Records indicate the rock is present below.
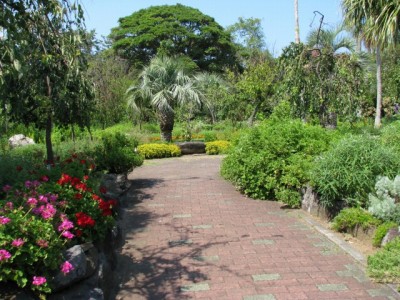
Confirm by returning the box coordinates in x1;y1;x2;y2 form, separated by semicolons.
176;142;205;155
301;185;329;220
381;227;400;247
8;134;35;149
51;244;98;292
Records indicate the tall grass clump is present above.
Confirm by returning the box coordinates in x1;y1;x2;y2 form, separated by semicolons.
311;135;400;209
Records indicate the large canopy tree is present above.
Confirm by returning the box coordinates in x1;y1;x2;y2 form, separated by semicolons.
1;0;94;162
109;4;238;72
342;0;400;127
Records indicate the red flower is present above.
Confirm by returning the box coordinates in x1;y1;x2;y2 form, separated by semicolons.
74;182;87;192
83;175;89;181
16;166;23;172
89;164;96;171
57;174;72;185
71;177;81;186
74;193;83;200
80;159;86;165
75;229;83;237
72;153;78;159
75;212;95;227
99;186;107;194
40;175;49;182
92;194;101;201
65;158;73;164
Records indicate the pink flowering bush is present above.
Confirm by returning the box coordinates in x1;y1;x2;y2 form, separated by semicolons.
0;154;117;296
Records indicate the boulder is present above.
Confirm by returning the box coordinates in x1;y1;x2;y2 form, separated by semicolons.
176;142;205;155
8;134;35;149
381;227;400;247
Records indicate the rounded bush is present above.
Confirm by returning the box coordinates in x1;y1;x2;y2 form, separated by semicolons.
137;143;181;159
311;135;400;208
205;140;231;155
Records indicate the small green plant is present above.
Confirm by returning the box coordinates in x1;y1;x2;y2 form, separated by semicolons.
203;131;217;142
331;207;381;234
311;135;400;208
205;140;231;155
373;222;399;247
367;237;400;284
92;132;143;174
137;143;181;159
368;176;400;224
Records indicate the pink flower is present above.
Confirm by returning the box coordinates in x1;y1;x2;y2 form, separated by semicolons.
12;238;25;247
41;204;56;219
38;195;48;203
60;261;74;275
4;202;13;211
27;197;38;207
2;185;12;192
61;231;75;239
0;216;11;225
36;239;48;248
0;249;11;261
32;276;46;286
58;219;74;232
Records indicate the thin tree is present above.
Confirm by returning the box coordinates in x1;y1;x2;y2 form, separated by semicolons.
295;0;300;43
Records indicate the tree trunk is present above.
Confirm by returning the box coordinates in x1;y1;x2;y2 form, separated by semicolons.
248;99;261;126
45;110;54;165
374;46;382;128
45;76;54;165
158;110;175;142
294;0;300;43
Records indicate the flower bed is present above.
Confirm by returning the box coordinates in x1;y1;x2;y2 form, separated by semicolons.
0;155;117;298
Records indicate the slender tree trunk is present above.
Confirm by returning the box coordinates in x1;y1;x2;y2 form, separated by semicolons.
375;46;382;128
294;0;300;43
45;76;54;164
248;99;261;126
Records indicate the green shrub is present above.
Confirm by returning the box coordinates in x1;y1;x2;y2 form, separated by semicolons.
311;135;400;208
92;132;143;173
367;237;400;283
137;143;181;159
373;222;399;247
331;207;381;233
203;131;218;142
221;119;332;208
380;120;400;150
368;176;400;224
205;140;231;155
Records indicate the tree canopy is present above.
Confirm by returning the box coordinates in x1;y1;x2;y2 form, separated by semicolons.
109;4;238;72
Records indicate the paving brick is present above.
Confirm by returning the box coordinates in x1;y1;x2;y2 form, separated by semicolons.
113;156;400;300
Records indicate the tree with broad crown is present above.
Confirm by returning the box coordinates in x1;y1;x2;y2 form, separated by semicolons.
109;4;238;72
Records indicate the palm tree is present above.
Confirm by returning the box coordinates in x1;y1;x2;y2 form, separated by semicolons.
306;24;356;54
127;56;203;142
342;0;400;127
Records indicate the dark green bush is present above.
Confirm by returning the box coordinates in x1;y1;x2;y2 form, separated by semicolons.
373;222;399;247
331;207;381;233
310;135;400;208
92;132;143;173
221;119;332;207
367;237;400;283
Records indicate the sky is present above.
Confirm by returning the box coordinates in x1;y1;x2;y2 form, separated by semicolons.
80;0;343;56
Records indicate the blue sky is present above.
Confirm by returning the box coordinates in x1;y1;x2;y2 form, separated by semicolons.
80;0;343;56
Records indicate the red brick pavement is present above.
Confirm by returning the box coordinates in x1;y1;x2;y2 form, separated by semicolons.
113;155;400;300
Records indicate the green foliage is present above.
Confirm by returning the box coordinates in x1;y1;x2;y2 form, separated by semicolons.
331;207;381;233
367;238;400;283
137;143;181;159
110;4;237;72
380;120;400;150
205;141;231;155
368;176;400;224
311;135;400;208
203;131;218;142
92;132;143;173
221;118;332;207
373;222;399;247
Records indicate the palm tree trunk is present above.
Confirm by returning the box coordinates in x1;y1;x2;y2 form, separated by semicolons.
374;46;382;128
158;110;175;142
294;0;300;43
45;75;54;165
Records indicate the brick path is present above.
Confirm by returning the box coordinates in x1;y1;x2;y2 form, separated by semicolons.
113;155;400;300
